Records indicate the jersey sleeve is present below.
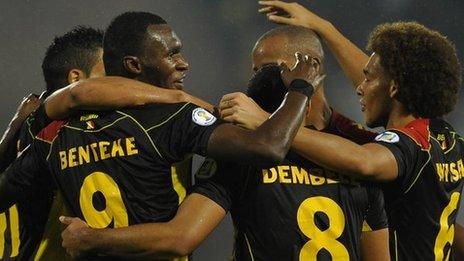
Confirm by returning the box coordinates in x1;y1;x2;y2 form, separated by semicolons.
151;104;225;162
3;139;54;200
192;159;244;212
363;186;388;231
325;109;377;145
372;130;429;193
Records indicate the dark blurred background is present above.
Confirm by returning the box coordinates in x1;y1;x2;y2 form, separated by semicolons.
1;1;463;260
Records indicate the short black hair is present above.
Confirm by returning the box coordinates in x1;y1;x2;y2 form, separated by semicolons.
42;26;103;93
367;21;462;118
103;11;167;76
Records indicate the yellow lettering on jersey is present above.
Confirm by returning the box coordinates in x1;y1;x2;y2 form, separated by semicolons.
68;147;78;168
90;143;99;162
126;137;138;155
326;171;340;184
99;141;111;160
278;166;291;183
59;137;139;170
59;151;67;170
291;166;309;184
78;146;90;165
436;160;464;183
111;139;125;157
262;165;355;186
309;169;326;186
263;169;277;183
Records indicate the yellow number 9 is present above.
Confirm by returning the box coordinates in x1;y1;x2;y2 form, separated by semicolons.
79;172;128;228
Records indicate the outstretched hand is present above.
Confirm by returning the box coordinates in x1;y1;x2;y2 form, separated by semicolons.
59;216;92;259
258;1;328;31
13;93;40;122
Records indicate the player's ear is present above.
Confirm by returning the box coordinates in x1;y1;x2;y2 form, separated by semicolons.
67;69;86;84
312;56;323;75
123;56;142;75
389;79;398;98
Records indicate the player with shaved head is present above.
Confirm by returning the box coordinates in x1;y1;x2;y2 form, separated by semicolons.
57;25;389;261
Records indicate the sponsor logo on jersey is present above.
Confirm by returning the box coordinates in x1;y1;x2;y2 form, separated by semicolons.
192;108;216;126
375;131;399;143
80;114;99;121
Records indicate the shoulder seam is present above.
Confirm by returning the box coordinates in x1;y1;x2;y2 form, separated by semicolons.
146;102;192;131
403;150;432;194
62;115;128;133
115;111;164;160
388;127;430;152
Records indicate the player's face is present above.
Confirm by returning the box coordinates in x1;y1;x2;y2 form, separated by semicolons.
357;53;392;128
141;24;189;90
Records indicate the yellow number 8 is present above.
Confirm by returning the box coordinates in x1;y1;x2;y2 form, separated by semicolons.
297;196;349;260
79;172;128;228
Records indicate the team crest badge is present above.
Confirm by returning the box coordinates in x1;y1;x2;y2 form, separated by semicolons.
86;120;95;130
375;131;400;143
192;108;216;126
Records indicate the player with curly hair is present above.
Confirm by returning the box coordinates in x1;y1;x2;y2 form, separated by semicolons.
251;1;463;260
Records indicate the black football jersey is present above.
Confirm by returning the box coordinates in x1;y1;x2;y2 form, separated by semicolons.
374;118;464;260
0;104;56;261
4;102;221;260
194;125;388;261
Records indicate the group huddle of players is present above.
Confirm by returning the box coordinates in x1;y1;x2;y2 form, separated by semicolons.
0;1;463;260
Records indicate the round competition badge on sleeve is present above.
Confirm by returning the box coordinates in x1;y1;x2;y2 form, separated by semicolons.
375;131;400;143
192;108;217;126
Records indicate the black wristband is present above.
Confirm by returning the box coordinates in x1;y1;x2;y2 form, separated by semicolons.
288;79;314;98
30;103;53;134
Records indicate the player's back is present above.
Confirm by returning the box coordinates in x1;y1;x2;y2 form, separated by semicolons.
0;108;58;261
46;102;216;228
376;118;464;260
195;151;387;261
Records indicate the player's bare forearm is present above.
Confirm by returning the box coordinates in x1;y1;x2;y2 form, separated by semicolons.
292;127;397;181
361;228;390;261
316;22;369;87
61;194;225;259
208;91;308;166
45;76;214;119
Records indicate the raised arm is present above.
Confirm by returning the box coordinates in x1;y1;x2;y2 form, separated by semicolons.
60;193;226;260
45;76;214;120
0;94;40;171
216;94;397;181
206;54;322;166
259;1;369;87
